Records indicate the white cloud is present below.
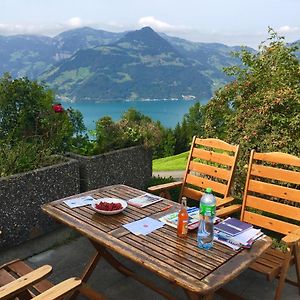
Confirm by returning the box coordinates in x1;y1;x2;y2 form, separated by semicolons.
137;16;188;34
277;25;300;34
66;17;83;28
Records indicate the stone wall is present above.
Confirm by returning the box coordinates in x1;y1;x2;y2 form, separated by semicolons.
0;157;80;250
68;145;152;192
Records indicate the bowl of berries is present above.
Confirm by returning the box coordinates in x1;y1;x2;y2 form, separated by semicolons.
91;198;127;215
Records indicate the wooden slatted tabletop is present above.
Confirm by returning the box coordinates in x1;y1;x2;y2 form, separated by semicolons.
42;184;272;299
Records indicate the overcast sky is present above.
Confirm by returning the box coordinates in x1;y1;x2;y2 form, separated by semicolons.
0;0;299;48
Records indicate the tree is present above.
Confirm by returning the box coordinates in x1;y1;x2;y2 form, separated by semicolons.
203;28;300;194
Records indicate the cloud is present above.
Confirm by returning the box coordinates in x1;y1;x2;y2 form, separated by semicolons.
137;16;188;34
66;17;83;28
277;25;300;34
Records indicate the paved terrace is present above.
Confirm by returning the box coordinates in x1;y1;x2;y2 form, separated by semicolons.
0;227;298;300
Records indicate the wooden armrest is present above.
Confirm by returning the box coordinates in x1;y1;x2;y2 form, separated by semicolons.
216;204;242;218
216;196;235;208
147;181;183;193
0;265;52;300
33;277;81;300
282;229;300;245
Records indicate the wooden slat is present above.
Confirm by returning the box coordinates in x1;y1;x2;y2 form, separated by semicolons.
191;148;234;166
216;205;242;218
182;186;202;201
243;211;299;235
195;138;237;152
186;173;227;195
253;152;300;167
0;265;52;300
33;277;81;300
245;195;300;221
147;181;183;193
7;260;54;293
248;179;300;203
251;163;300;185
189;161;231;181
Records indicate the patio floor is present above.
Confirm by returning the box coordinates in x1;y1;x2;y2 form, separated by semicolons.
1;227;298;300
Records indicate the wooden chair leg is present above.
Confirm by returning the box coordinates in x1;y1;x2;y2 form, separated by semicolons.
294;243;300;295
274;248;292;300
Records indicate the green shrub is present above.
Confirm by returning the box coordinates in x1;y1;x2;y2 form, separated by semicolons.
0;73;84;176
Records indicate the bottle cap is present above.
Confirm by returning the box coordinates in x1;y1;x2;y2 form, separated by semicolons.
205;187;213;193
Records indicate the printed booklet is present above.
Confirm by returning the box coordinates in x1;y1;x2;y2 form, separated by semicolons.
214;217;253;236
159;207;200;230
128;193;163;208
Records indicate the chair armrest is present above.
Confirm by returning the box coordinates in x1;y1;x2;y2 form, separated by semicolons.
148;181;183;193
33;277;81;300
216;196;235;208
0;265;52;300
282;229;300;246
216;204;242;218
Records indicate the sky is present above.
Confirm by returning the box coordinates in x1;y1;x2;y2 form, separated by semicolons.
0;0;299;48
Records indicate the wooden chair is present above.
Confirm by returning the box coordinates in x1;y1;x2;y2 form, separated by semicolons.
148;136;241;217
0;260;81;300
0;259;105;300
240;150;300;300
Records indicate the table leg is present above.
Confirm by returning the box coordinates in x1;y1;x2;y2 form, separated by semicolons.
69;250;103;300
91;241;178;300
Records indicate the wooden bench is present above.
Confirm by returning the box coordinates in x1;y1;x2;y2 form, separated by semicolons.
148;136;241;217
240;150;300;300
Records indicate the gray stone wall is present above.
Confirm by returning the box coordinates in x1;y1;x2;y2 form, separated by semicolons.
68;145;152;192
0;157;80;250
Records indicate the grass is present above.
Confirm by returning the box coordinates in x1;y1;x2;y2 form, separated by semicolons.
153;151;189;171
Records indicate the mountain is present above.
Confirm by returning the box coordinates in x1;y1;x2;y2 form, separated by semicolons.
0;34;55;78
41;27;214;100
0;27;124;78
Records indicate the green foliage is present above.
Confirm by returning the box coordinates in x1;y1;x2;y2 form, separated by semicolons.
173;101;206;154
0;73;85;176
147;176;180;202
153;151;189;171
202;29;300;195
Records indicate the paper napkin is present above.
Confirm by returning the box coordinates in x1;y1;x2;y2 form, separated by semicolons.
123;217;165;235
64;195;95;208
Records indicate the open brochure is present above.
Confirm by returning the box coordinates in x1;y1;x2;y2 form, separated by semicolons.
160;207;221;230
128;193;163;208
159;206;199;229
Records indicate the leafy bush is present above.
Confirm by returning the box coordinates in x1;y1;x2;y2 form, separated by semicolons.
0;73;84;176
202;29;300;196
73;108;170;157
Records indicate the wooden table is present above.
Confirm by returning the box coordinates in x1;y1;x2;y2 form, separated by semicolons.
42;184;272;300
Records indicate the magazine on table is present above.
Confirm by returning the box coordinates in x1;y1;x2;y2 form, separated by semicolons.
159;206;200;229
214;227;264;250
128;193;163;208
214;217;253;236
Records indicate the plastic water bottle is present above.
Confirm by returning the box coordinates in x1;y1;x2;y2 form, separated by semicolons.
197;188;216;249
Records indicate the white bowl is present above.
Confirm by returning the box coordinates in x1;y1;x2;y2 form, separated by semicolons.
91;198;127;215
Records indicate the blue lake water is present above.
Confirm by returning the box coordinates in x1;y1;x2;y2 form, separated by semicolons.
65;99;208;130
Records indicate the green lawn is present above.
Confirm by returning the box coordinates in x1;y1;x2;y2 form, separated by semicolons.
153;151;189;171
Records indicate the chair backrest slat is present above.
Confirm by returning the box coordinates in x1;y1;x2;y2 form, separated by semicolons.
191;148;235;166
189;161;231;181
243;211;299;235
251;163;300;185
248;179;300;203
179;136;239;206
241;150;300;236
246;195;300;221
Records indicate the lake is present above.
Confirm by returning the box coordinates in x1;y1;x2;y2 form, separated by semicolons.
65;99;208;130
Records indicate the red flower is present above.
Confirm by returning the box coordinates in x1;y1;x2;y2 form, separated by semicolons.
52;103;64;113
